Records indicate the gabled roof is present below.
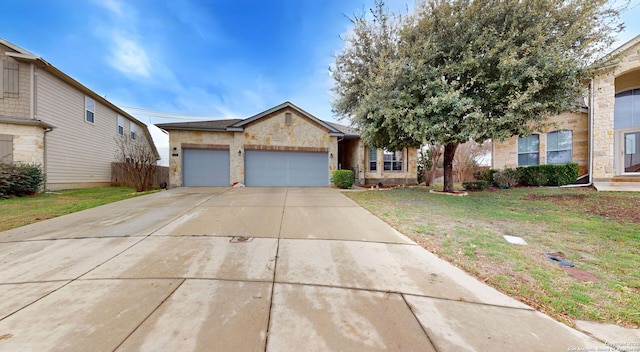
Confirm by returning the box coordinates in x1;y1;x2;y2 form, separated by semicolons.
0;38;160;160
593;34;640;70
227;101;343;136
156;102;355;138
155;119;242;131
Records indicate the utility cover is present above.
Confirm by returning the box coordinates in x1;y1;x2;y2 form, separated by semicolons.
503;235;528;245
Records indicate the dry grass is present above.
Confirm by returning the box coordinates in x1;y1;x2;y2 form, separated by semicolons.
345;186;640;328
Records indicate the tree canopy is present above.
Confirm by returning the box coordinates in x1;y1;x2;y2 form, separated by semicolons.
331;0;623;192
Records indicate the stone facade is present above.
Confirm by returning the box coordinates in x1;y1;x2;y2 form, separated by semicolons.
363;146;419;186
0;123;45;165
492;111;589;175
591;37;640;181
0;43;32;119
167;108;338;187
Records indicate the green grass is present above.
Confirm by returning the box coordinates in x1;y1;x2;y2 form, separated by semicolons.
0;187;153;232
345;186;640;328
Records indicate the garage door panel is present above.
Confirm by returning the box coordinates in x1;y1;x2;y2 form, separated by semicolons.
183;149;230;186
245;151;328;187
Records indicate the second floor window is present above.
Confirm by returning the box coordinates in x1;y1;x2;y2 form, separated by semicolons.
117;115;124;136
130;123;136;140
85;97;95;123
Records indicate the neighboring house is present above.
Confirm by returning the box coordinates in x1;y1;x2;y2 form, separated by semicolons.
492;34;640;191
156;101;418;187
0;38;159;190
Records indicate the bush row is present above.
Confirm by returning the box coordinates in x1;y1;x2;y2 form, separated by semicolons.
468;163;579;190
0;163;44;198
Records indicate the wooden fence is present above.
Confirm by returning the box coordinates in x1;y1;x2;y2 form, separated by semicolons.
111;162;169;189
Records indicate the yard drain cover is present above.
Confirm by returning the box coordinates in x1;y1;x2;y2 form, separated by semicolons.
545;253;574;267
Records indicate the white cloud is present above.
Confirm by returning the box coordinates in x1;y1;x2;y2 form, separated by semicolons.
94;0;125;17
107;33;151;77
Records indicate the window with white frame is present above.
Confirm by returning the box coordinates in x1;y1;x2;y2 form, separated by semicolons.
369;148;377;171
383;150;403;171
130;123;136;140
117;115;124;136
518;134;539;166
85;97;95;123
547;130;572;164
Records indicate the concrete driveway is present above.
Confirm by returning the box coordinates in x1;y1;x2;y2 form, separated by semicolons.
0;187;604;351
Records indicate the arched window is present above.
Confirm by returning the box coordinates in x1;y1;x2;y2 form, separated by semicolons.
518;134;539;166
547;130;572;164
615;89;640;129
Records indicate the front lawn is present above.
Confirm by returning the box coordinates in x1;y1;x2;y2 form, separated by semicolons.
345;186;640;328
0;187;151;232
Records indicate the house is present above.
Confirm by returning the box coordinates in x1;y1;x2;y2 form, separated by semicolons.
492;34;640;191
156;101;418;187
0;38;159;190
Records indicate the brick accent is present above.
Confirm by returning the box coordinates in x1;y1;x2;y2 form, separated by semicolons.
243;145;328;152
181;143;229;150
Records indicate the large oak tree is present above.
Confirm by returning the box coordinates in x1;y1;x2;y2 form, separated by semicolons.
332;0;623;192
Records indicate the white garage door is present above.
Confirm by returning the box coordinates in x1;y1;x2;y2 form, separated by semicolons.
183;149;230;186
245;150;329;186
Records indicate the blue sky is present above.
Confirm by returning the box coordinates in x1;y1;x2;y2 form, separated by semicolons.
1;0;639;164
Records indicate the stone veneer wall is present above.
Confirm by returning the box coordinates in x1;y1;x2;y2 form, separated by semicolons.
492;111;589;175
1;44;32;118
0;123;45;165
167;108;338;187
592;40;640;180
363;147;419;186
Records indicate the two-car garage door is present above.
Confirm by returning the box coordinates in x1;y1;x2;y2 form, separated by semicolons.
245;150;328;187
183;149;329;187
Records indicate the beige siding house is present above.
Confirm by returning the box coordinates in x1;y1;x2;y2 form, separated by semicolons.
1;38;159;190
157;102;418;188
492;35;640;191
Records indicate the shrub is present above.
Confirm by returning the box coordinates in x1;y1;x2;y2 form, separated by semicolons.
517;163;579;186
462;180;488;191
473;168;498;185
493;168;519;189
333;170;354;189
0;163;44;198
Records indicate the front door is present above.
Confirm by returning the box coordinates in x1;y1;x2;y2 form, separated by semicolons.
624;131;640;173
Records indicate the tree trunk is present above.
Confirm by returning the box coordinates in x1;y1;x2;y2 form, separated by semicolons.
442;142;459;193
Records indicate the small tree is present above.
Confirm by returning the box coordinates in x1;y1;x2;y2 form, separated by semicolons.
453;140;491;183
115;136;157;192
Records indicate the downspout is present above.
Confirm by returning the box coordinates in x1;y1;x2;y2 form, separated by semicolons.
588;77;594;185
565;78;595;189
30;63;35;119
43;127;52;191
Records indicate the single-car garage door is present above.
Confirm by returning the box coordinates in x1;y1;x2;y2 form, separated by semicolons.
245;150;328;186
183;149;230;186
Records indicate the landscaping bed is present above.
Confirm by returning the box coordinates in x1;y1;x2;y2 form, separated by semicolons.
345;186;640;328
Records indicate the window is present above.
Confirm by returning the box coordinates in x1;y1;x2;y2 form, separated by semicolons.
285;112;292;126
547;130;572;164
383;150;403;171
614;89;640;129
130;123;136;140
117;115;124;136
369;148;377;171
518;134;539;166
85;97;95;123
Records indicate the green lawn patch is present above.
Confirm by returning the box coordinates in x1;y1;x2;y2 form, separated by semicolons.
0;187;152;232
345;186;640;328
